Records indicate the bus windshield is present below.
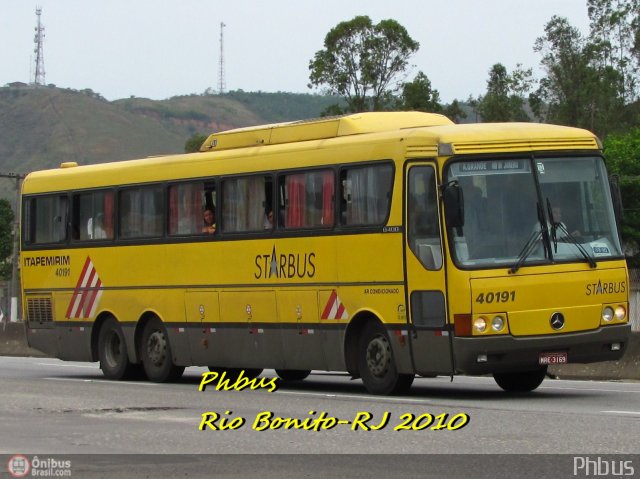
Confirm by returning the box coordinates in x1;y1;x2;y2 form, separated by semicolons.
446;156;623;268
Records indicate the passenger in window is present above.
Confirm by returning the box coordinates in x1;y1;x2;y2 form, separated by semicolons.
551;206;580;239
202;208;216;234
264;208;274;229
93;214;107;239
87;214;107;240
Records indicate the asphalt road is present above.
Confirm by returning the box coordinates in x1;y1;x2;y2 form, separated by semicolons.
0;356;639;478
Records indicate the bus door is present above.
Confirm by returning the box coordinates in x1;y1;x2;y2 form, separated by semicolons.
404;163;453;376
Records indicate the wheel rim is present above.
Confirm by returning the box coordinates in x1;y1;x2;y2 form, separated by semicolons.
104;331;122;368
366;335;391;378
146;330;167;367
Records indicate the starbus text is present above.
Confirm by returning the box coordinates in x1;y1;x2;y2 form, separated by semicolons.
254;247;316;279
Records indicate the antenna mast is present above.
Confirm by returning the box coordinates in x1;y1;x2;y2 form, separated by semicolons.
218;22;226;94
33;6;46;86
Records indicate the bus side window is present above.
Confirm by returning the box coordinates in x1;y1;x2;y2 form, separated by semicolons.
222;175;271;233
278;170;333;229
340;163;393;226
25;194;68;245
168;181;215;236
72;190;114;241
119;186;163;239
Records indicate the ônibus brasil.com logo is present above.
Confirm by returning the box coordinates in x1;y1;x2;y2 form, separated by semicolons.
7;455;30;478
7;455;72;477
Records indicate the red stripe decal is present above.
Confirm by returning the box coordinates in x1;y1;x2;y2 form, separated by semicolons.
75;268;97;317
83;279;102;317
321;290;337;319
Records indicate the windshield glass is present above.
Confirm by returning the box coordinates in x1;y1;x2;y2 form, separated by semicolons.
446;156;622;268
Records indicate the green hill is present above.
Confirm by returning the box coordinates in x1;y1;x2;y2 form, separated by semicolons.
0;85;339;179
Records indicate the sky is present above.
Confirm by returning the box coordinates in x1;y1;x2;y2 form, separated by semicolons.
0;0;591;103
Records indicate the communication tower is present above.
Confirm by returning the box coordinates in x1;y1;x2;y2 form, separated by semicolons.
218;22;226;94
33;7;46;86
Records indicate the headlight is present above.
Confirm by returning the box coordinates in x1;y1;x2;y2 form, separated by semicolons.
491;315;505;332
602;306;614;322
615;305;626;321
473;317;487;333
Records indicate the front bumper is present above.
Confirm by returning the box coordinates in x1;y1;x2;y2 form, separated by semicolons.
453;324;631;375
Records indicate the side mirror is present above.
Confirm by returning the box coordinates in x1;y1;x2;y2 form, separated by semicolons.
443;182;464;228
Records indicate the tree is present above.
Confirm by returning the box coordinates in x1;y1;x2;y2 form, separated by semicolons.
634;14;640;64
308;16;419;113
587;0;640;102
185;133;208;153
443;100;468;123
603;128;640;265
532;15;625;137
0;199;14;280
476;63;533;122
400;71;442;112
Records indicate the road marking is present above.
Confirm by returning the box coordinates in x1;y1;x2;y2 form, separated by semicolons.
37;362;98;369
602;410;640;416
540;385;640;393
44;377;161;386
276;389;440;406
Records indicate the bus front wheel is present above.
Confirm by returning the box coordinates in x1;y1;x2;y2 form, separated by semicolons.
140;319;184;382
357;322;414;395
493;367;547;392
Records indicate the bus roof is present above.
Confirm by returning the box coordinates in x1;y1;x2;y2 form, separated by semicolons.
199;111;454;152
22;112;600;194
406;121;600;155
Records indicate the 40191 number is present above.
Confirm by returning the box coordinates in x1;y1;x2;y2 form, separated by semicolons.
55;267;70;277
475;291;515;304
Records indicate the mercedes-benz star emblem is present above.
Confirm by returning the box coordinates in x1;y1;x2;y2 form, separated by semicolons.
550;312;565;330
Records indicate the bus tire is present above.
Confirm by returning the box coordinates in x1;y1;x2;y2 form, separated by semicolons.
275;369;311;381
98;317;138;380
357;322;414;395
140;319;184;382
493;367;547;392
208;367;263;380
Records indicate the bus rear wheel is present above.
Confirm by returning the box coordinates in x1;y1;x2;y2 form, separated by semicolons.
140;319;184;382
357;322;414;395
493;367;547;392
98;317;142;380
275;369;311;381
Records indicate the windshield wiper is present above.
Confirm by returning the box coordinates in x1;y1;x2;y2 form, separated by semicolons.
509;203;551;274
546;198;558;252
555;222;597;268
510;229;543;274
510;202;550;274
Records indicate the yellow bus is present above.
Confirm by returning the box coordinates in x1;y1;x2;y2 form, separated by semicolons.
20;112;631;394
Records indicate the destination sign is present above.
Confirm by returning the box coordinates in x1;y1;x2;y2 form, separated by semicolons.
450;160;530;176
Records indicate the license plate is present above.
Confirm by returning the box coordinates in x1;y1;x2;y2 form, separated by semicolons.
539;352;568;365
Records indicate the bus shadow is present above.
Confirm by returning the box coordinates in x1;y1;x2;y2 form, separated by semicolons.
72;370;595;401
276;374;597;400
